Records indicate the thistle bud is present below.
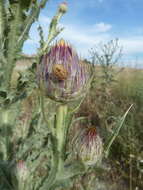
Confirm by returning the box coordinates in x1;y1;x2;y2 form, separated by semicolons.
38;39;91;102
72;127;103;166
58;2;68;14
16;160;28;182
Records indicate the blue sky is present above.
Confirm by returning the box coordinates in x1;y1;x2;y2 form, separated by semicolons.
23;0;143;67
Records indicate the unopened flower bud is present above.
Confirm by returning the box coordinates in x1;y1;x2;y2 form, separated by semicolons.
58;2;68;14
72;127;103;166
38;39;91;102
16;160;28;182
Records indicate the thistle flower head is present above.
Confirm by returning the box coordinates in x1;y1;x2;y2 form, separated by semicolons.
58;2;68;14
72;126;103;166
38;39;91;102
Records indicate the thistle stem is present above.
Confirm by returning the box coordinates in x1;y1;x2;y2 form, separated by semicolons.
1;108;10;160
0;0;6;41
56;105;68;171
40;104;68;190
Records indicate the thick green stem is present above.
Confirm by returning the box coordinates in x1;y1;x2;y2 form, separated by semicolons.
1;109;11;160
56;105;68;170
39;134;58;190
0;105;18;161
0;0;7;69
0;0;6;41
40;105;68;190
3;1;22;89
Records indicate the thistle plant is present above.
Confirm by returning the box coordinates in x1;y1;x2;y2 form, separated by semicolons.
90;39;122;90
0;1;132;190
35;38;93;190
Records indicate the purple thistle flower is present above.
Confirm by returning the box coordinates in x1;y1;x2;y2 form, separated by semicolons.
38;39;91;102
72;127;103;166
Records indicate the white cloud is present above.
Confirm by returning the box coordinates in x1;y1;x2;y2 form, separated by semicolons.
38;15;50;25
58;24;110;57
59;24;143;59
24;14;51;46
92;22;112;33
24;14;143;62
120;37;143;54
25;17;111;57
